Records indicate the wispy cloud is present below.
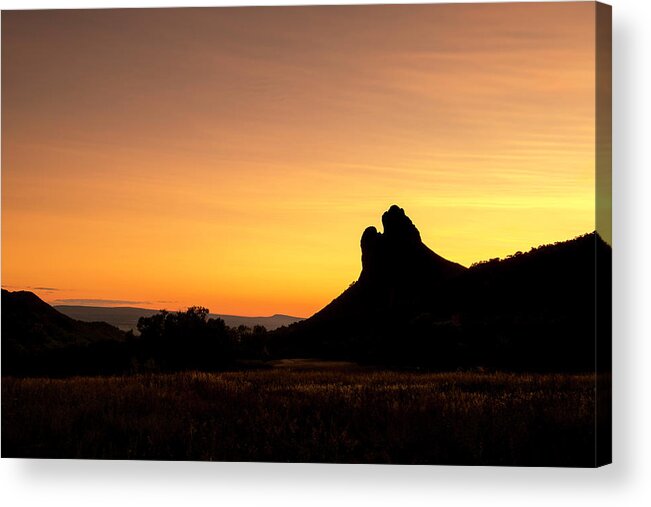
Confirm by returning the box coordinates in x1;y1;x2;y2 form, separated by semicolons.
53;298;152;306
2;285;61;292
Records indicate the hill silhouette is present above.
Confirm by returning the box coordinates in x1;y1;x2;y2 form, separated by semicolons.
2;290;126;350
279;206;465;350
1;291;268;376
1;289;127;375
273;205;611;372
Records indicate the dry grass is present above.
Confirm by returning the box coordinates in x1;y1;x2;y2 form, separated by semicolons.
1;367;602;465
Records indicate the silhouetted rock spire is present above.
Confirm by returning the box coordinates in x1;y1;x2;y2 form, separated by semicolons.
382;205;421;242
359;205;466;285
270;206;611;373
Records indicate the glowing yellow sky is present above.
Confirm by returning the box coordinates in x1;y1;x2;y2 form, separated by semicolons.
2;3;600;317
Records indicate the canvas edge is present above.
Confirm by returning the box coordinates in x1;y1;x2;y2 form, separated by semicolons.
595;0;612;468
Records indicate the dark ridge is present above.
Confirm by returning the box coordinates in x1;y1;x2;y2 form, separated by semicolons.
2;289;128;376
272;208;611;373
2;289;125;350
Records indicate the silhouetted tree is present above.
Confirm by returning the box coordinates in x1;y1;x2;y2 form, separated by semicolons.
136;307;234;371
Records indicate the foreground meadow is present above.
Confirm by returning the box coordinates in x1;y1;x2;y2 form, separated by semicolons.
2;365;605;466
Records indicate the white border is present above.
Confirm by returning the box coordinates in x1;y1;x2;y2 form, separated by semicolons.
1;0;650;505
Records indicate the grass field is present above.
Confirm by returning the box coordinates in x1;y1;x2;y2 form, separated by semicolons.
1;363;605;466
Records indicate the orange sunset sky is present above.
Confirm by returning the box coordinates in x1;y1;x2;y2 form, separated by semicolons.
2;3;601;317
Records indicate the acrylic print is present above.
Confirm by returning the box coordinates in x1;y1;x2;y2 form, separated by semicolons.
1;2;611;466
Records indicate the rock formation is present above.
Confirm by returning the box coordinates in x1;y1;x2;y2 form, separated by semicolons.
359;205;466;286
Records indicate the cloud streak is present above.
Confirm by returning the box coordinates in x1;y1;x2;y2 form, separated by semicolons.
54;299;153;306
2;285;61;292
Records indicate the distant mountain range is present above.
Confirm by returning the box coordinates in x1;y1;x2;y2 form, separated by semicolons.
53;306;303;332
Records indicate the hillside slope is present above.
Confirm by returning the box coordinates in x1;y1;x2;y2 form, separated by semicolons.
2;289;126;375
273;206;611;372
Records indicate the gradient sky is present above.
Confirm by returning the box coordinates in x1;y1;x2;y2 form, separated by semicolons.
2;3;600;317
